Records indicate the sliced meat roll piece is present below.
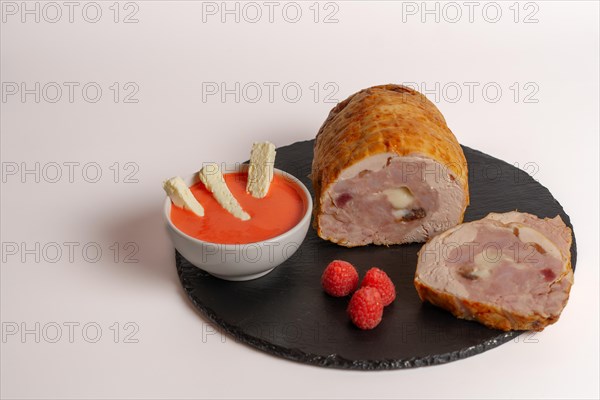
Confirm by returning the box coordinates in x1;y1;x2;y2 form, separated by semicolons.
311;84;469;247
414;211;574;331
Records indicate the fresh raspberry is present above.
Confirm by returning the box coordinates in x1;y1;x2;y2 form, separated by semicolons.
321;260;359;297
347;287;384;330
361;267;396;306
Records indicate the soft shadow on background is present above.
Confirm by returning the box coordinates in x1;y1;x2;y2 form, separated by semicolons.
99;202;182;288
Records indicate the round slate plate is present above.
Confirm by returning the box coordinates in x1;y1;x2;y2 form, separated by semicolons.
176;140;577;370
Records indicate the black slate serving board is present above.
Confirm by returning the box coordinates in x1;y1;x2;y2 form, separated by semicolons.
176;140;577;370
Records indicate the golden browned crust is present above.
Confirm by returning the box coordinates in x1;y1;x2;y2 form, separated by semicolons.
311;84;469;234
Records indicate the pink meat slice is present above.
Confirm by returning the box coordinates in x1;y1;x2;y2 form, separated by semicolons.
414;211;574;331
318;153;467;247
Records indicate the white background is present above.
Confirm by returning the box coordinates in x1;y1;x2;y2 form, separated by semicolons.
1;1;599;399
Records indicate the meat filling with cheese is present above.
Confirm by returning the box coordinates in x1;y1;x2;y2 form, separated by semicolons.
318;153;466;247
414;212;573;331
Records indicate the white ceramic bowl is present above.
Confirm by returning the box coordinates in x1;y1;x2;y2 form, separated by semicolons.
164;166;313;281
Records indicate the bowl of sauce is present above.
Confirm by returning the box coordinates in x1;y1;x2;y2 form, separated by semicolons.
164;165;313;281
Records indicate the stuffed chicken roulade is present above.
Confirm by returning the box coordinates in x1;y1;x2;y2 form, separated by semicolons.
414;212;574;331
311;84;469;247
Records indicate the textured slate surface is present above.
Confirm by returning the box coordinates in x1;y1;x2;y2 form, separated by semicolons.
176;140;577;370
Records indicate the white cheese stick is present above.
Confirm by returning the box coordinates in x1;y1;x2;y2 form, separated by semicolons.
246;141;276;198
163;176;204;217
199;163;250;221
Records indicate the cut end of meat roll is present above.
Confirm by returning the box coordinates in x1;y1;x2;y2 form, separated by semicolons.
414;211;574;331
311;84;469;247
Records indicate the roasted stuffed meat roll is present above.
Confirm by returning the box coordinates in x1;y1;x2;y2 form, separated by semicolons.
414;212;574;331
311;84;469;247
